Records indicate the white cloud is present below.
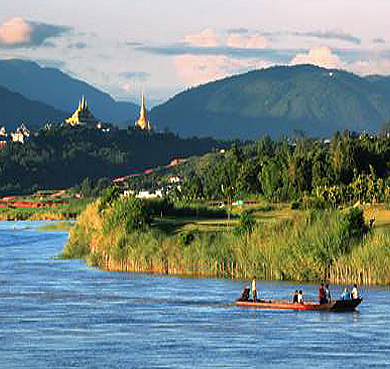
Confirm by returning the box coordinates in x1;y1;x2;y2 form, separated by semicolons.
349;59;390;75
227;33;267;49
184;28;218;48
226;33;247;48
174;54;271;85
0;17;31;45
247;35;267;49
0;17;71;48
291;47;343;68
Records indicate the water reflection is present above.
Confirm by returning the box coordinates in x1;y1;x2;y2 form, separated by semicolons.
1;223;390;369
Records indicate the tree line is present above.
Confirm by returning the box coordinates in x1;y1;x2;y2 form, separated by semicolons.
0;125;230;194
174;131;390;207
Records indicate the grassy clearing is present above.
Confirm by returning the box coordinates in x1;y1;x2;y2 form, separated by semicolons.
38;222;74;231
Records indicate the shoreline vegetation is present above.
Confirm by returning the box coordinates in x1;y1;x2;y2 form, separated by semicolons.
37;222;74;231
0;193;92;221
62;192;390;286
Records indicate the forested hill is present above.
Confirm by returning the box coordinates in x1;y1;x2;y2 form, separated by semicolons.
151;65;390;140
0;59;139;127
0;126;230;192
0;85;68;130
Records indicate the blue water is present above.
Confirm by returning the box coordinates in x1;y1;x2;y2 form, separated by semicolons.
1;222;390;368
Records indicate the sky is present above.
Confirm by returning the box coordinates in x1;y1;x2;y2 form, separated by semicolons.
1;0;390;106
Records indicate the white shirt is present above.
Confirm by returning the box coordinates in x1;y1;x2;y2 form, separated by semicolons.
298;293;303;303
252;280;257;292
351;287;358;299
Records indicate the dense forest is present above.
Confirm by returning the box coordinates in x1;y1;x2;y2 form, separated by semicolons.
0;125;231;194
63;130;390;285
153;130;390;207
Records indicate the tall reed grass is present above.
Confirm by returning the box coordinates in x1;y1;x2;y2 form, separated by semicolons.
64;198;388;285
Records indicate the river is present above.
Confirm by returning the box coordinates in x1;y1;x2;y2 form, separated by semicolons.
1;222;390;368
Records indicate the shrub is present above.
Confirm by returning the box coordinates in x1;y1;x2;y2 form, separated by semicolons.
341;207;369;240
104;197;152;234
179;229;199;246
99;186;120;211
233;212;256;235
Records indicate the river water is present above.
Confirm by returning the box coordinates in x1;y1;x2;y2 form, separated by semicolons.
1;222;390;368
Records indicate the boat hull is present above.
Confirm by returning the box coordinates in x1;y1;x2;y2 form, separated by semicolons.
235;298;362;312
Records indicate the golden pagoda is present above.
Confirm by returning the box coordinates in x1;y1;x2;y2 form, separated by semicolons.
65;96;99;127
135;94;151;130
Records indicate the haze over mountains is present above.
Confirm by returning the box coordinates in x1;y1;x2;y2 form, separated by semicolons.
0;84;67;130
151;65;390;139
0;59;138;128
2;60;390;139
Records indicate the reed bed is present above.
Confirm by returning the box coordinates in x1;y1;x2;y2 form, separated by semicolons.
64;198;389;285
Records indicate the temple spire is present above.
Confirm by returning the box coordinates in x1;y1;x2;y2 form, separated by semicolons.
65;95;99;127
140;94;146;120
135;94;151;130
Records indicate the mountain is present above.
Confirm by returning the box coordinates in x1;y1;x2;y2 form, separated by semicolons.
0;59;139;127
0;84;68;130
151;65;390;139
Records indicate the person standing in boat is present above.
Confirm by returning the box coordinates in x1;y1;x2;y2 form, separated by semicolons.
325;283;331;302
318;283;326;304
351;284;359;300
251;277;257;302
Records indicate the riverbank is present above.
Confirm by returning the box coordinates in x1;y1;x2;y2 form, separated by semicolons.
62;195;390;285
0;193;91;221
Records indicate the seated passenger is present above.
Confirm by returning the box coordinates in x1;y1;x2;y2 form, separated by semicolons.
297;290;303;303
240;287;250;301
293;290;299;303
341;287;351;301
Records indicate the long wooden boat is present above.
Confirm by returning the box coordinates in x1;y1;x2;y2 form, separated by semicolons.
235;298;362;312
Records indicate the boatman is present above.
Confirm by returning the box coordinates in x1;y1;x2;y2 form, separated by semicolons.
325;283;331;303
351;283;359;300
319;282;326;304
251;277;257;302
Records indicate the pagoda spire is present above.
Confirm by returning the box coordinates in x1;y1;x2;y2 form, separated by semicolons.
135;93;151;130
140;94;146;120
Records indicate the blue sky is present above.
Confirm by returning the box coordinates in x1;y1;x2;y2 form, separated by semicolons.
1;0;390;106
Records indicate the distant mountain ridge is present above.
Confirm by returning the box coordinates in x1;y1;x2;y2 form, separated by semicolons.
151;65;390;139
0;59;139;128
3;61;390;139
0;84;68;130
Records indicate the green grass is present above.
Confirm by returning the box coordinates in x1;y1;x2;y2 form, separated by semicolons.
0;198;92;221
38;222;74;231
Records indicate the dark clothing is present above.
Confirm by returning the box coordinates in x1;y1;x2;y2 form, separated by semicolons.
240;287;250;301
252;290;257;303
319;285;326;304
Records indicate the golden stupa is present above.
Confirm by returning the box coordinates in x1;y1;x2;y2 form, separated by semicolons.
135;94;151;130
65;96;99;127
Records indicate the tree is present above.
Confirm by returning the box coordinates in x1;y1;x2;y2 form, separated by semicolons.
260;159;283;200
